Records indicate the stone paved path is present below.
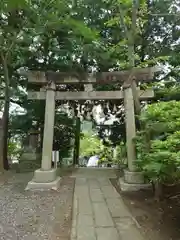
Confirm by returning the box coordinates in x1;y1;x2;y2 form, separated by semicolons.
71;169;145;240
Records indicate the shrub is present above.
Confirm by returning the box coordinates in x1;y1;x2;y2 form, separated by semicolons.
79;133;103;157
80;133;114;165
135;101;180;199
112;141;127;166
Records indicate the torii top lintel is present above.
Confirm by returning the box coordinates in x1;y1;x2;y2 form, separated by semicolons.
27;66;161;85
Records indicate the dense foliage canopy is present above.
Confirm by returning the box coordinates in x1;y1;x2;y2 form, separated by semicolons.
0;0;179;173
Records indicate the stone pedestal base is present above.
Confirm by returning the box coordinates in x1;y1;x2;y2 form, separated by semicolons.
124;170;144;184
34;169;57;182
119;178;151;191
21;152;40;161
25;168;61;191
18;153;41;173
119;169;151;192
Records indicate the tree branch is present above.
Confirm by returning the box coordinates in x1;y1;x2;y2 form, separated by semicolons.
117;1;141;115
117;5;131;42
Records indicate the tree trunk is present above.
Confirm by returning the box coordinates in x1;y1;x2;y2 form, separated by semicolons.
1;55;10;170
0;119;4;172
73;117;81;165
128;0;141;115
2;97;10;170
153;180;163;201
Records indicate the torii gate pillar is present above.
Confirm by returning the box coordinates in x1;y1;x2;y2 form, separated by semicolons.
25;82;61;191
119;86;150;191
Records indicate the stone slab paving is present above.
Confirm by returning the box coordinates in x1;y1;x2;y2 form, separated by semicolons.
71;169;145;240
71;168;118;179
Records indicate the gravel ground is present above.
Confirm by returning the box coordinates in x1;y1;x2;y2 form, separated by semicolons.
0;172;75;240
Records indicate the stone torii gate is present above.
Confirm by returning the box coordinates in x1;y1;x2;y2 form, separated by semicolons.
25;67;159;191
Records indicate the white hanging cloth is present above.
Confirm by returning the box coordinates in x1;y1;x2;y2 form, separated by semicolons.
87;155;99;167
